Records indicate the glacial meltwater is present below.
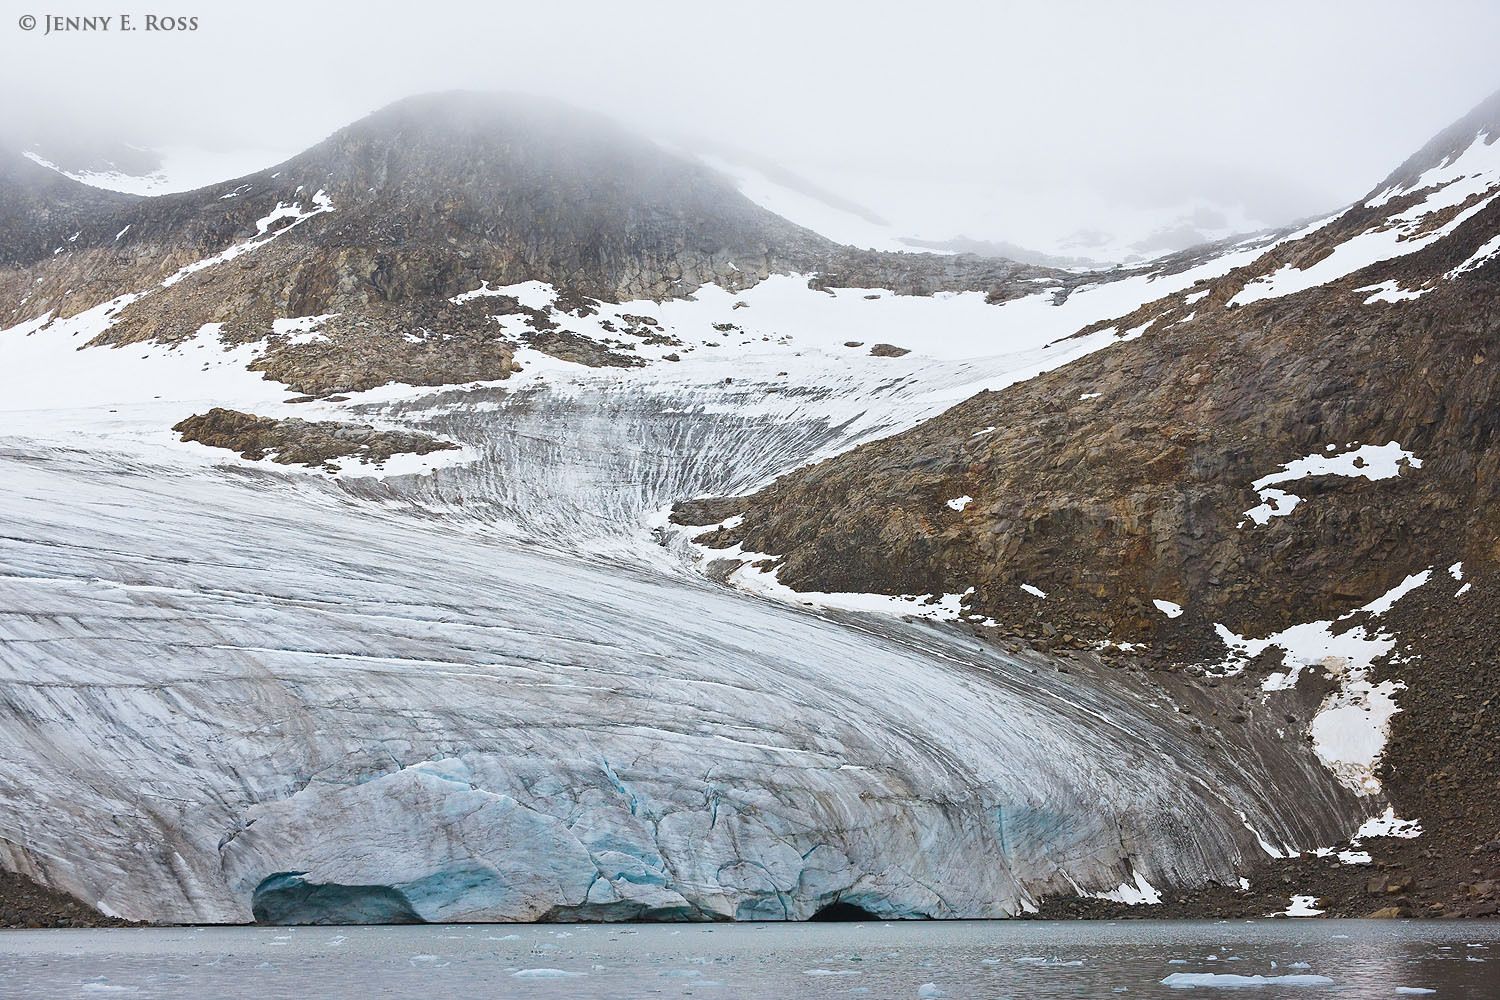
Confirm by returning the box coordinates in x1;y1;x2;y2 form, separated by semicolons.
2;920;1496;999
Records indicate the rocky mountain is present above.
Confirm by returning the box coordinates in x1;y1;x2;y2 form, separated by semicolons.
0;88;1494;926
1;92;1068;400
0;143;135;267
678;88;1500;916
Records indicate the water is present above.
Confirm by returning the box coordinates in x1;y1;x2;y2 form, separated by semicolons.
1;921;1495;999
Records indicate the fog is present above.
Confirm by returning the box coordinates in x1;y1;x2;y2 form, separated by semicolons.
4;0;1498;254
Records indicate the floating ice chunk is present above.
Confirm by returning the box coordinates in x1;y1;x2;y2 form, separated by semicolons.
1021;584;1047;599
946;495;973;512
1282;894;1324;917
1394;989;1436;995
805;969;860;976
917;984;948;999
1153;599;1184;619
512;968;583;978
1015;956;1085;966
1162;972;1334;988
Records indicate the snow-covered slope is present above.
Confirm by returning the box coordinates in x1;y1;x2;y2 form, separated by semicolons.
699;153;923;254
22;145;298;197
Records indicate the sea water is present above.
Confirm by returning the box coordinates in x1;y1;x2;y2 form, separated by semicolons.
1;919;1496;998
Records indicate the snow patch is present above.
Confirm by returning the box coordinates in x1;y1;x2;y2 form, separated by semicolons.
1214;570;1432;794
272;313;339;345
1091;870;1162;906
1356;807;1422;840
24;145;294;196
1357;280;1428;304
1241;442;1421;527
1282;895;1324;917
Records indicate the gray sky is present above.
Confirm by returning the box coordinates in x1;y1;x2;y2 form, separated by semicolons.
4;0;1499;251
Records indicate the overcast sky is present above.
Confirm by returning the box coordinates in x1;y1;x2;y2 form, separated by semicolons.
4;0;1499;251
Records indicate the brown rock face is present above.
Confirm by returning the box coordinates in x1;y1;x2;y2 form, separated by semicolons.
173;408;457;470
1;870;130;929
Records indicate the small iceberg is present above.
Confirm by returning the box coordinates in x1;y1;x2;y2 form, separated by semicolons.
1161;972;1335;989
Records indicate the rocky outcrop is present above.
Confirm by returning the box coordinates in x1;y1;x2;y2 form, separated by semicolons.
0;870;131;929
174;408;456;469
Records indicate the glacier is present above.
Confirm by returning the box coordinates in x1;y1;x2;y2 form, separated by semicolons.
0;272;1369;924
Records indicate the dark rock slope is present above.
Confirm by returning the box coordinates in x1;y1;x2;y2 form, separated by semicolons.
1;870;132;929
681;90;1500;915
